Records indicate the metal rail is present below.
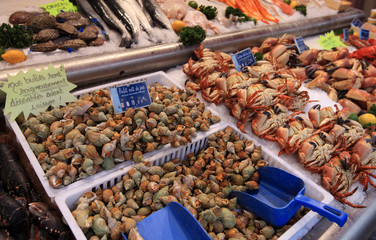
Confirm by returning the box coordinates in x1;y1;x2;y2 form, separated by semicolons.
0;8;365;104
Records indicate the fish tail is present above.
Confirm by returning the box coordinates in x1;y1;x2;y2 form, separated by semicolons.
119;35;132;48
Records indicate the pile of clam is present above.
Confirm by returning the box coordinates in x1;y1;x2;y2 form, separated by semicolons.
20;83;220;189
71;127;308;240
9;11;105;52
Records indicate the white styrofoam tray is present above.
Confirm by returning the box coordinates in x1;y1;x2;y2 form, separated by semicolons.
7;71;224;202
55;124;334;240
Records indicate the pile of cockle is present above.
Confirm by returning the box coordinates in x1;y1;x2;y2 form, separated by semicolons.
20;83;220;189
71;127;308;240
8;11;106;52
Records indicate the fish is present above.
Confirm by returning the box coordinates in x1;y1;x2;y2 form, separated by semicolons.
73;0;110;40
105;0;141;42
154;0;189;20
87;0;133;47
135;0;154;25
143;0;174;31
185;0;231;27
122;0;154;35
183;9;220;34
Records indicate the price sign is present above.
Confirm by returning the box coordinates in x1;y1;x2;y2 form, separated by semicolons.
294;36;308;53
41;0;78;17
317;30;347;50
231;48;256;72
109;80;151;114
351;18;363;28
0;64;77;122
359;28;370;40
343;28;349;42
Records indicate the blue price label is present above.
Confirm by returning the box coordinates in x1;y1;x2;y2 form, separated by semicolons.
109;80;151;114
343;28;349;42
351;18;363;28
359;28;370;40
231;48;256;72
294;36;307;54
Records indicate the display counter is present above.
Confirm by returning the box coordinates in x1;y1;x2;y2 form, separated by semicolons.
1;1;375;239
0;7;366;103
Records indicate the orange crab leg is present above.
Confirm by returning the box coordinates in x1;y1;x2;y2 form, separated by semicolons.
218;0;236;8
236;0;268;24
251;0;279;23
269;0;295;15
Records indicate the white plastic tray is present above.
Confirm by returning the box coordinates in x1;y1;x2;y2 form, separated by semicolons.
7;71;224;202
55;124;334;240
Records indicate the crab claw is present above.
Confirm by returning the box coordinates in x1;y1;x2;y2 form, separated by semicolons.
338;99;362;115
298;49;319;66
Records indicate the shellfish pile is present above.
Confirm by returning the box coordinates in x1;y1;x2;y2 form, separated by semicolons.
19;83;220;189
183;35;310;134
9;11;106;52
71;127;309;240
182;35;376;208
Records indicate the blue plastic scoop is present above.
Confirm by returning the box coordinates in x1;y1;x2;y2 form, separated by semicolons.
122;201;211;240
229;166;347;227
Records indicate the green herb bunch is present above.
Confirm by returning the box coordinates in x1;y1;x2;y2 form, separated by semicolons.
0;23;34;49
179;26;206;46
225;7;257;24
294;5;307;16
199;5;218;20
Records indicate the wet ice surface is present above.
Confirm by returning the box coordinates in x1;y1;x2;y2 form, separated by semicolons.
0;1;337;70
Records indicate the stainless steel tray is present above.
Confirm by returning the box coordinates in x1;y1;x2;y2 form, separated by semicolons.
0;8;365;104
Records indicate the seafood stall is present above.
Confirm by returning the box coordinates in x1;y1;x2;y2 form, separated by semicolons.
1;0;376;240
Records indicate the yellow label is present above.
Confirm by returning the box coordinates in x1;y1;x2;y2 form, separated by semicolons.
0;64;77;122
41;0;78;17
318;30;347;50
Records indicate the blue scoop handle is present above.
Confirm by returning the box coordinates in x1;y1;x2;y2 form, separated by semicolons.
295;193;347;227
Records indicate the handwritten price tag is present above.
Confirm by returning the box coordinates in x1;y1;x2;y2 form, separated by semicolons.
109;80;151;114
0;64;77;122
41;0;78;17
317;30;347;50
231;48;256;72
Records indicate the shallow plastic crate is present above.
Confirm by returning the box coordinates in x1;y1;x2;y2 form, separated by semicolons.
55;124;335;240
7;71;224;202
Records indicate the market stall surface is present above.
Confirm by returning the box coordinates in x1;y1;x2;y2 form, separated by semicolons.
0;0;338;70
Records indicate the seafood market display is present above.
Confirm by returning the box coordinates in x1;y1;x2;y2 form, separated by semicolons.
0;137;70;239
183;34;310;133
70;126;309;240
1;10;105;59
182;35;376;208
0;0;341;67
18;82;220;190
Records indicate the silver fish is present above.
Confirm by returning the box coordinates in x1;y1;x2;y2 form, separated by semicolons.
73;0;110;40
143;0;174;32
134;0;154;25
122;0;154;36
106;0;141;42
88;0;133;47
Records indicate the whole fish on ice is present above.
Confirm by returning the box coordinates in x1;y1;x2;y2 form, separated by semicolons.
143;0;175;31
87;0;133;47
